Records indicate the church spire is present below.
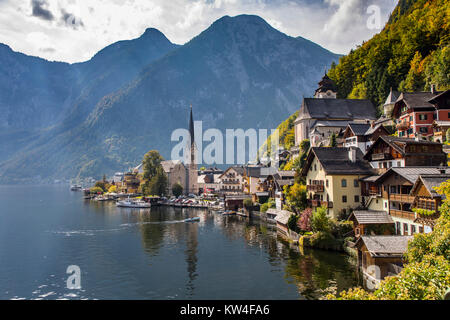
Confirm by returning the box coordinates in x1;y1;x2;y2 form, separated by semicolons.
189;104;195;145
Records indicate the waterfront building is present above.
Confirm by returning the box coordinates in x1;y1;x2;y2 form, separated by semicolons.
161;160;187;196
301;147;374;218
218;166;245;194
354;235;413;286
363;136;446;172
348;210;394;238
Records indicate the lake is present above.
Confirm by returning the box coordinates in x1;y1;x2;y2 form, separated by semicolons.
0;185;362;300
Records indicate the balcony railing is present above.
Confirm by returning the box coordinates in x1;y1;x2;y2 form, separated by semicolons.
307;185;325;192
390;209;415;220
389;194;415;203
372;153;392;161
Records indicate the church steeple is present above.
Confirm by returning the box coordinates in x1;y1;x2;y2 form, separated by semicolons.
189;104;195;146
314;72;337;99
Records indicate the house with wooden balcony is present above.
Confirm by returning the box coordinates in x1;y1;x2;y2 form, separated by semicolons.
342;122;389;153
392;88;443;139
301;147;374;218
363;136;446;172
375;167;449;235
354;235;413;287
218;166;245;194
410;174;450;230
429;90;450;143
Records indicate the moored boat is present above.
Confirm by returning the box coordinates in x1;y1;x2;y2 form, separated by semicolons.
116;198;151;208
184;217;200;223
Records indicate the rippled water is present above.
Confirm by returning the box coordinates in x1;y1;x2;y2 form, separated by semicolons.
0;185;362;300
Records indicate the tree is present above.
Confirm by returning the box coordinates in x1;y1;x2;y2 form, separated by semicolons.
90;186;103;194
94;181;108;192
144;167;168;196
329;133;337;147
311;206;331;233
284;183;307;213
172;183;183;198
298;208;313;233
142;150;164;181
445;128;450;143
108;185;117;193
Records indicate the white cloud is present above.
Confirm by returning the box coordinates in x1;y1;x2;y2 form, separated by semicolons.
0;0;397;63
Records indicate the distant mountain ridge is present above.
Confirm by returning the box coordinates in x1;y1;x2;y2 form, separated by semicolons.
0;14;339;183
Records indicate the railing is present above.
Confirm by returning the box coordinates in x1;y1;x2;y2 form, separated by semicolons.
372;153;392;161
389;194;415;203
390;209;415;220
307;185;324;192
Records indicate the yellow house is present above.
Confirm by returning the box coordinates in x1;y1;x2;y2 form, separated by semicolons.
301;147;374;218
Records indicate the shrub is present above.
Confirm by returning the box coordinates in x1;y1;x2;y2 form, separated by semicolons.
260;203;269;213
309;232;341;250
243;199;253;208
331;220;354;238
108;185;117;193
90;186;103;194
172;183;183;198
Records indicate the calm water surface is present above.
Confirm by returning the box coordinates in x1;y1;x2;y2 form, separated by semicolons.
0;185;362;300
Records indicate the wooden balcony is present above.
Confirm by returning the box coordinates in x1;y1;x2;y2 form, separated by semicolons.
308;200;333;208
389;194;415;203
390;209;415;220
396;121;410;130
307;184;324;192
372;153;392;161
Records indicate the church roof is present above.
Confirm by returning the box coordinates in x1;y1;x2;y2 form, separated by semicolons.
384;89;401;105
315;73;337;94
298;98;377;121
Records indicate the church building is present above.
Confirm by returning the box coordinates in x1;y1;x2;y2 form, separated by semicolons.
185;105;199;195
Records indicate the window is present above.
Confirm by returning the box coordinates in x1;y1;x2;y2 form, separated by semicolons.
326;180;329;188
433;113;437;120
385;202;388;208
354;195;360;203
341;179;347;187
403;223;409;235
354;179;359;187
409;116;413;122
411;225;416;234
342;195;347;203
419;127;428;133
419;114;428;121
419;226;424;233
314;164;317;171
396;222;401;235
397;161;401;167
448;112;450;119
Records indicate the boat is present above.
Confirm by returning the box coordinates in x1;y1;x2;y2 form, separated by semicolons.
184;217;200;223
116;198;151;208
222;210;236;216
70;184;82;191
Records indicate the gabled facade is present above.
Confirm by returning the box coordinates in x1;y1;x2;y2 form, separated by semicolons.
343;122;389;153
363;136;446;171
218;166;245;194
301;147;374;218
392;90;443;139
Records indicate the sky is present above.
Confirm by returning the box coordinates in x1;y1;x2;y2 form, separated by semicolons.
0;0;398;63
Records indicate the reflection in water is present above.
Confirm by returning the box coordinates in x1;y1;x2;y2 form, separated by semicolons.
0;185;361;299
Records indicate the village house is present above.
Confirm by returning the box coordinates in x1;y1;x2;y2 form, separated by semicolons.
294;74;377;146
410;174;449;230
274;209;293;236
260;171;295;209
392;87;443;140
354;235;413;286
342;122;390;153
218;166;245;194
301;147;374;218
366;167;449;235
363;136;447;171
197;173;221;194
348;210;394;238
429;90;450;143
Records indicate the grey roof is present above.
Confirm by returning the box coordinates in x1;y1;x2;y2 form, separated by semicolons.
348;123;371;136
414;174;450;198
395;92;441;109
361;175;381;182
380;167;450;184
349;210;394;225
274;209;294;225
277;171;296;178
358;236;413;257
303;147;374;176
299;98;377;121
428;89;450;105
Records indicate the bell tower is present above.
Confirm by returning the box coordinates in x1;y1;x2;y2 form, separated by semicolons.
185;105;198;195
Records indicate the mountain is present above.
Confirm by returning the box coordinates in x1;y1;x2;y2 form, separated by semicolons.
328;0;449;109
0;15;339;183
0;29;178;163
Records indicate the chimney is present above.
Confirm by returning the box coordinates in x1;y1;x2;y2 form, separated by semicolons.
348;148;357;163
371;120;375;128
431;84;436;94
